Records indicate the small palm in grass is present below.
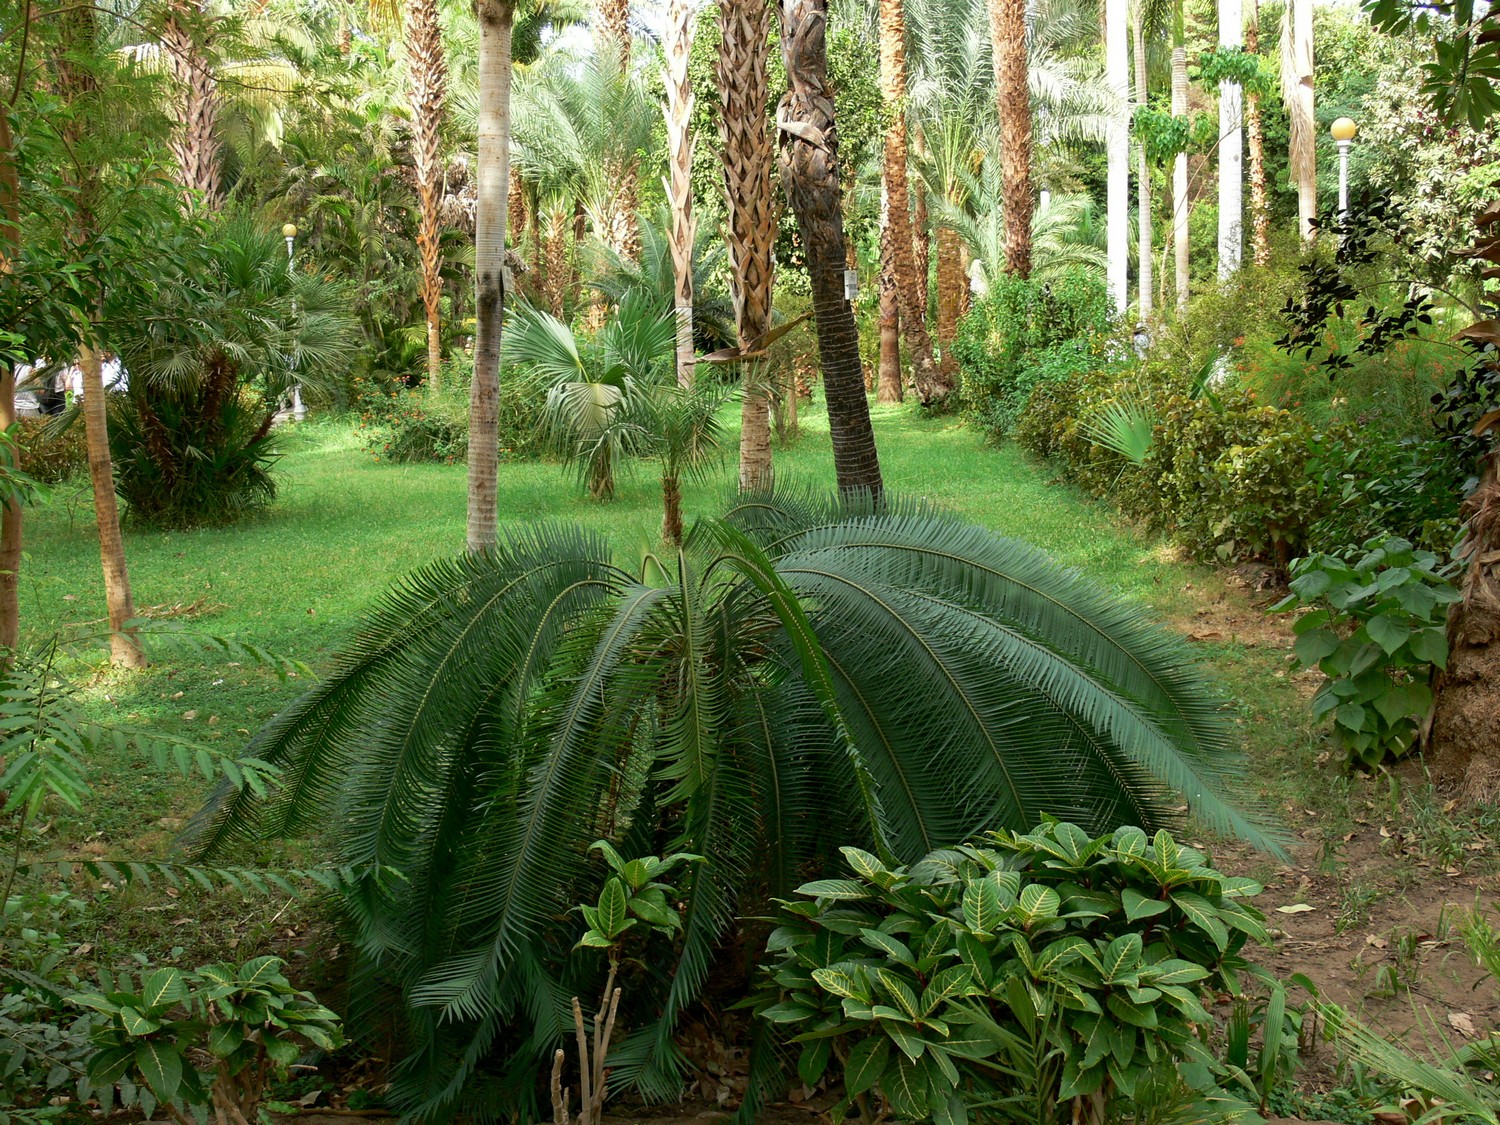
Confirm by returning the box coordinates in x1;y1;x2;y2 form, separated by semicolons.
506;289;675;501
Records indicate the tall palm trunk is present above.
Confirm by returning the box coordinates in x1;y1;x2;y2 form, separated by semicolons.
717;0;777;489
935;224;962;383
1105;0;1129;309
991;0;1034;279
598;0;631;65
1132;2;1152;318
467;0;516;552
877;187;902;403
777;0;883;498
1217;0;1243;279
1281;0;1315;240
879;0;945;403
407;0;448;391
1171;0;1188;308
664;0;696;388
1429;448;1500;801
1245;0;1270;265
0;109;21;655
161;0;222;207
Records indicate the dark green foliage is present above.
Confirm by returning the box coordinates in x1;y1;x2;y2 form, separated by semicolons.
14;418;87;485
187;494;1274;1120
107;385;279;529
1310;435;1467;556
1274;537;1459;768
953;271;1117;441
356;359;548;466
752;821;1270;1124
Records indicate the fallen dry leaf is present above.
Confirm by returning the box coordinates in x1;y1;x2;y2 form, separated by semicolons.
1277;904;1316;914
1449;1011;1479;1038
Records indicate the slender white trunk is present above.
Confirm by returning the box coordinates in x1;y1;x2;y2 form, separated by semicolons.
1106;0;1130;313
1172;37;1189;308
1133;6;1152;319
1217;0;1243;279
467;0;514;551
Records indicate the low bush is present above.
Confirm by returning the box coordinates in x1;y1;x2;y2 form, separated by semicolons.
14;417;87;484
754;819;1271;1125
357;358;547;465
954;270;1117;440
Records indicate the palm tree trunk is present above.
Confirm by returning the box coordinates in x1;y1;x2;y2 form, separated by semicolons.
1105;0;1129;309
665;0;697;388
1281;0;1315;240
1132;2;1152;318
877;191;902;403
1429;449;1500;801
777;0;883;499
1218;0;1243;279
879;0;945;404
467;0;515;552
991;0;1034;280
0;111;21;655
543;203;569;316
407;0;448;392
1171;0;1189;309
598;0;632;66
79;345;145;668
717;0;778;489
161;0;222;208
1245;0;1270;265
911;158;930;292
662;474;684;544
935;223;962;384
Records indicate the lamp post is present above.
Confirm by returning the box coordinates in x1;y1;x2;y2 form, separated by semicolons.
282;222;305;422
1331;117;1357;220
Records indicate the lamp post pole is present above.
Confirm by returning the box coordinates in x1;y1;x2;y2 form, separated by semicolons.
1331;117;1357;220
283;222;305;423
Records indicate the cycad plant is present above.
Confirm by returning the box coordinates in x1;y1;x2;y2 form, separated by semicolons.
189;492;1278;1120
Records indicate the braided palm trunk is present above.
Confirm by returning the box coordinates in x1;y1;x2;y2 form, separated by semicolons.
777;0;882;499
664;0;697;388
717;0;777;489
878;0;944;403
990;0;1033;279
467;0;516;551
162;0;222;208
876;187;902;403
407;0;449;390
1171;0;1188;308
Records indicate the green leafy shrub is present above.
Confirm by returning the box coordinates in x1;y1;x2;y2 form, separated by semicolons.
68;956;343;1124
753;820;1271;1125
358;362;546;465
954;270;1116;440
1274;536;1459;768
1309;435;1466;556
14;418;86;484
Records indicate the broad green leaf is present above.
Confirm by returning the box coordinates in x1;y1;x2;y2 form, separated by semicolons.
885;1021;926;1060
797;1038;831;1087
961;876;1001;934
264;1035;299;1067
1171;892;1230;951
798;879;869;901
133;1040;183;1102
812;966;869;1002
840;847;888;884
621;859;653;891
1121;887;1169;922
1015;884;1060;924
207;1020;245;1058
860;928;914;966
885;1052;930;1117
119;1006;162;1037
876;970;923;1021
141;968;188;1011
597;878;629;938
237;956;284;989
843;1036;889;1096
1100;933;1142;983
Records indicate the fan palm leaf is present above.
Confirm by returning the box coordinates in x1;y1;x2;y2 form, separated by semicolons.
188;495;1279;1120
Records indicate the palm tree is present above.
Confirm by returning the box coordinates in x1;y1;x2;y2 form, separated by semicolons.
1171;0;1188;306
1131;0;1168;317
879;0;945;401
663;0;697;387
1217;0;1243;279
777;0;883;498
1245;0;1270;264
161;0;223;207
1105;0;1129;311
467;0;517;551
716;0;778;490
636;380;733;543
189;494;1276;1120
1280;0;1315;241
405;0;449;390
991;0;1034;280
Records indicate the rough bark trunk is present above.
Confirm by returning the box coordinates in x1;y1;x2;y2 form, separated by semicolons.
718;0;778;490
935;224;962;385
162;0;222;208
1245;0;1270;266
879;0;945;404
408;0;449;392
598;0;631;67
662;474;683;545
1133;5;1152;318
1428;450;1500;802
665;0;697;388
467;0;515;552
0;110;21;655
777;0;883;499
875;184;903;403
912;170;930;296
992;0;1034;280
79;346;145;668
544;205;569;316
1171;5;1189;310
